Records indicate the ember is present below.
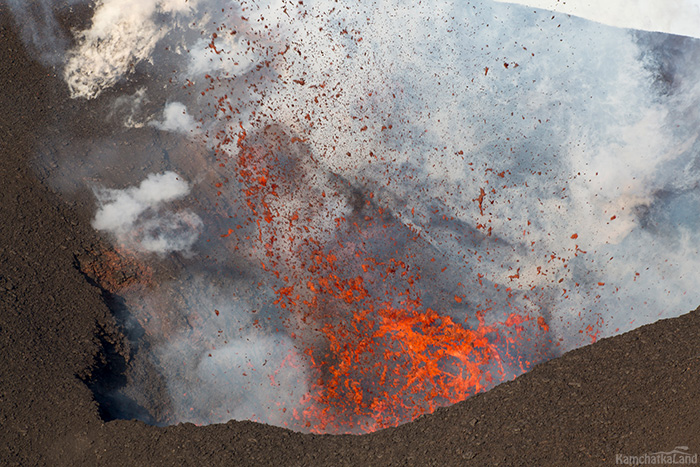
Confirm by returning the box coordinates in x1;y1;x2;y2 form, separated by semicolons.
207;125;550;432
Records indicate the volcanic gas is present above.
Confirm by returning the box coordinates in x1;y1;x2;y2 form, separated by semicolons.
12;0;700;434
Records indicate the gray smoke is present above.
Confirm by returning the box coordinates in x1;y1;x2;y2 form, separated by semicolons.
4;0;82;65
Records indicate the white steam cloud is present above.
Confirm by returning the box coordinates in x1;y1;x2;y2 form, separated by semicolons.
63;0;200;99
118;274;311;428
109;88;149;128
92;171;202;254
149;102;200;134
164;326;309;426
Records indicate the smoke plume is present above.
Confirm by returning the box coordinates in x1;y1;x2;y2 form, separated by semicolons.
92;171;202;254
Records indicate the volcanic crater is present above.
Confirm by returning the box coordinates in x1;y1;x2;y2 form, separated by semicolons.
3;2;700;466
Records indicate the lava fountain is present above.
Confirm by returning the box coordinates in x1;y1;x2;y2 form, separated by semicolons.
10;0;700;433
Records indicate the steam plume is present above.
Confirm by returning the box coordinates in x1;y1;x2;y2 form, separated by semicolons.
149;102;201;134
92;171;202;254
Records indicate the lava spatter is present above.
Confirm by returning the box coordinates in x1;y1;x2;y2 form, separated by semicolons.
214;123;550;433
51;0;700;435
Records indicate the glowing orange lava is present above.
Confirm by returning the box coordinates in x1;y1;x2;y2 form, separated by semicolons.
210;125;547;433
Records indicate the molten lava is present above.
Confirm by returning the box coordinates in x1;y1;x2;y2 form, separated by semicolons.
208;124;550;433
